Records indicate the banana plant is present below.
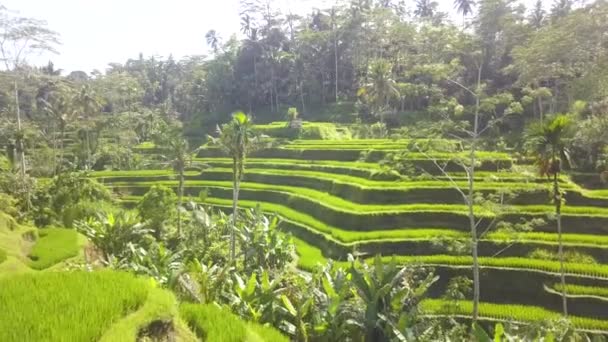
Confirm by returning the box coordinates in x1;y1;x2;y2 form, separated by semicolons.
187;259;235;304
349;256;438;342
237;207;295;272
310;263;359;342
228;269;286;324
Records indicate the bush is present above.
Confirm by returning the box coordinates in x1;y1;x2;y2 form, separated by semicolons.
137;185;178;239
28;228;80;270
0;271;149;341
253;122;349;140
33;172;114;227
76;211;151;261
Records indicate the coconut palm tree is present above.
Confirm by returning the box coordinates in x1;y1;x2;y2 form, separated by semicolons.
359;59;399;124
205;30;221;54
210;111;261;262
525;114;573;317
166;135;190;237
454;0;476;27
414;0;438;18
73;84;102;170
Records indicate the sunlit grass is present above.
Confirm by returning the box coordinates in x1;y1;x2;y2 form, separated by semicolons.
420;299;608;331
28;228;80;270
0;271;150;341
113;181;608;218
180;303;288;342
550;283;608;299
291;237;608;278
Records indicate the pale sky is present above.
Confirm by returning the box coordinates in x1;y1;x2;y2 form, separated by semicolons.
3;0;543;74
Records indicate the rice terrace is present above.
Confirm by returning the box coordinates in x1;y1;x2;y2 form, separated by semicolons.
1;0;608;341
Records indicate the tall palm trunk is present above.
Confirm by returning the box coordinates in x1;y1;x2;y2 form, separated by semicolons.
177;165;184;236
230;157;239;262
14;80;26;177
59;120;66;174
554;167;568;316
470;92;480;322
334;29;339;102
469;65;483;322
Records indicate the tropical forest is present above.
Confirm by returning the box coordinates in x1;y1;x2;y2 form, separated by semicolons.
1;0;608;340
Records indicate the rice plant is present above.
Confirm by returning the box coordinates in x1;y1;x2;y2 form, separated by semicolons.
0;271;150;341
28;228;81;270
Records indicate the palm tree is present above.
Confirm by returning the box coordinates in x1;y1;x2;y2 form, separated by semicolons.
529;0;546;29
210;111;261;262
414;0;438;18
454;0;476;27
167;136;190;237
73;84;102;170
359;59;399;124
205;30;221;54
525;114;573;317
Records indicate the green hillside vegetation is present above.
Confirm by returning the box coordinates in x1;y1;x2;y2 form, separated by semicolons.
180;304;288;342
0;271;150;341
28;228;83;270
1;0;608;339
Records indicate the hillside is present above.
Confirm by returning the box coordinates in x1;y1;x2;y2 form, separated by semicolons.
0;212;286;341
94;136;608;332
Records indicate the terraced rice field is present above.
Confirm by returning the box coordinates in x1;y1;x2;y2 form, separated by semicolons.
94;138;608;330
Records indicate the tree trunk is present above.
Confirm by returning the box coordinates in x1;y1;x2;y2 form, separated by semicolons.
300;81;306;117
334;30;339;102
177;166;184;237
85;128;91;170
469;113;480;323
14;80;26;177
555;172;568;317
470;65;482;323
230;158;238;262
538;96;544;124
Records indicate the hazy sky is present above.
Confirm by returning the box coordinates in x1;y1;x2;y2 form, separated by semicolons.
3;0;543;74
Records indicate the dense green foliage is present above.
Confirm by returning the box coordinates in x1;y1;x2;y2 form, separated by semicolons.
1;0;608;339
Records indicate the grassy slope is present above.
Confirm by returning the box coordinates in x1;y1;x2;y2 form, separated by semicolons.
0;271;149;341
112;180;608;217
28;228;82;270
291;236;608;279
420;299;608;331
0;213;36;275
180;303;288;342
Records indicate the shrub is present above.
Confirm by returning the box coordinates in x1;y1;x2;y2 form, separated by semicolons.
0;271;149;341
76;211;152;261
33;172;114;227
286;107;299;122
27;228;80;270
137;185;177;239
528;248;597;265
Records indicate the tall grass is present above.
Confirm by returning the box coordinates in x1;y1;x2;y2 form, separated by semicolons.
420;299;608;331
291;237;608;278
0;248;6;264
180;303;288;342
113;181;608;220
28;228;80;270
0;271;149;341
551;283;608;299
